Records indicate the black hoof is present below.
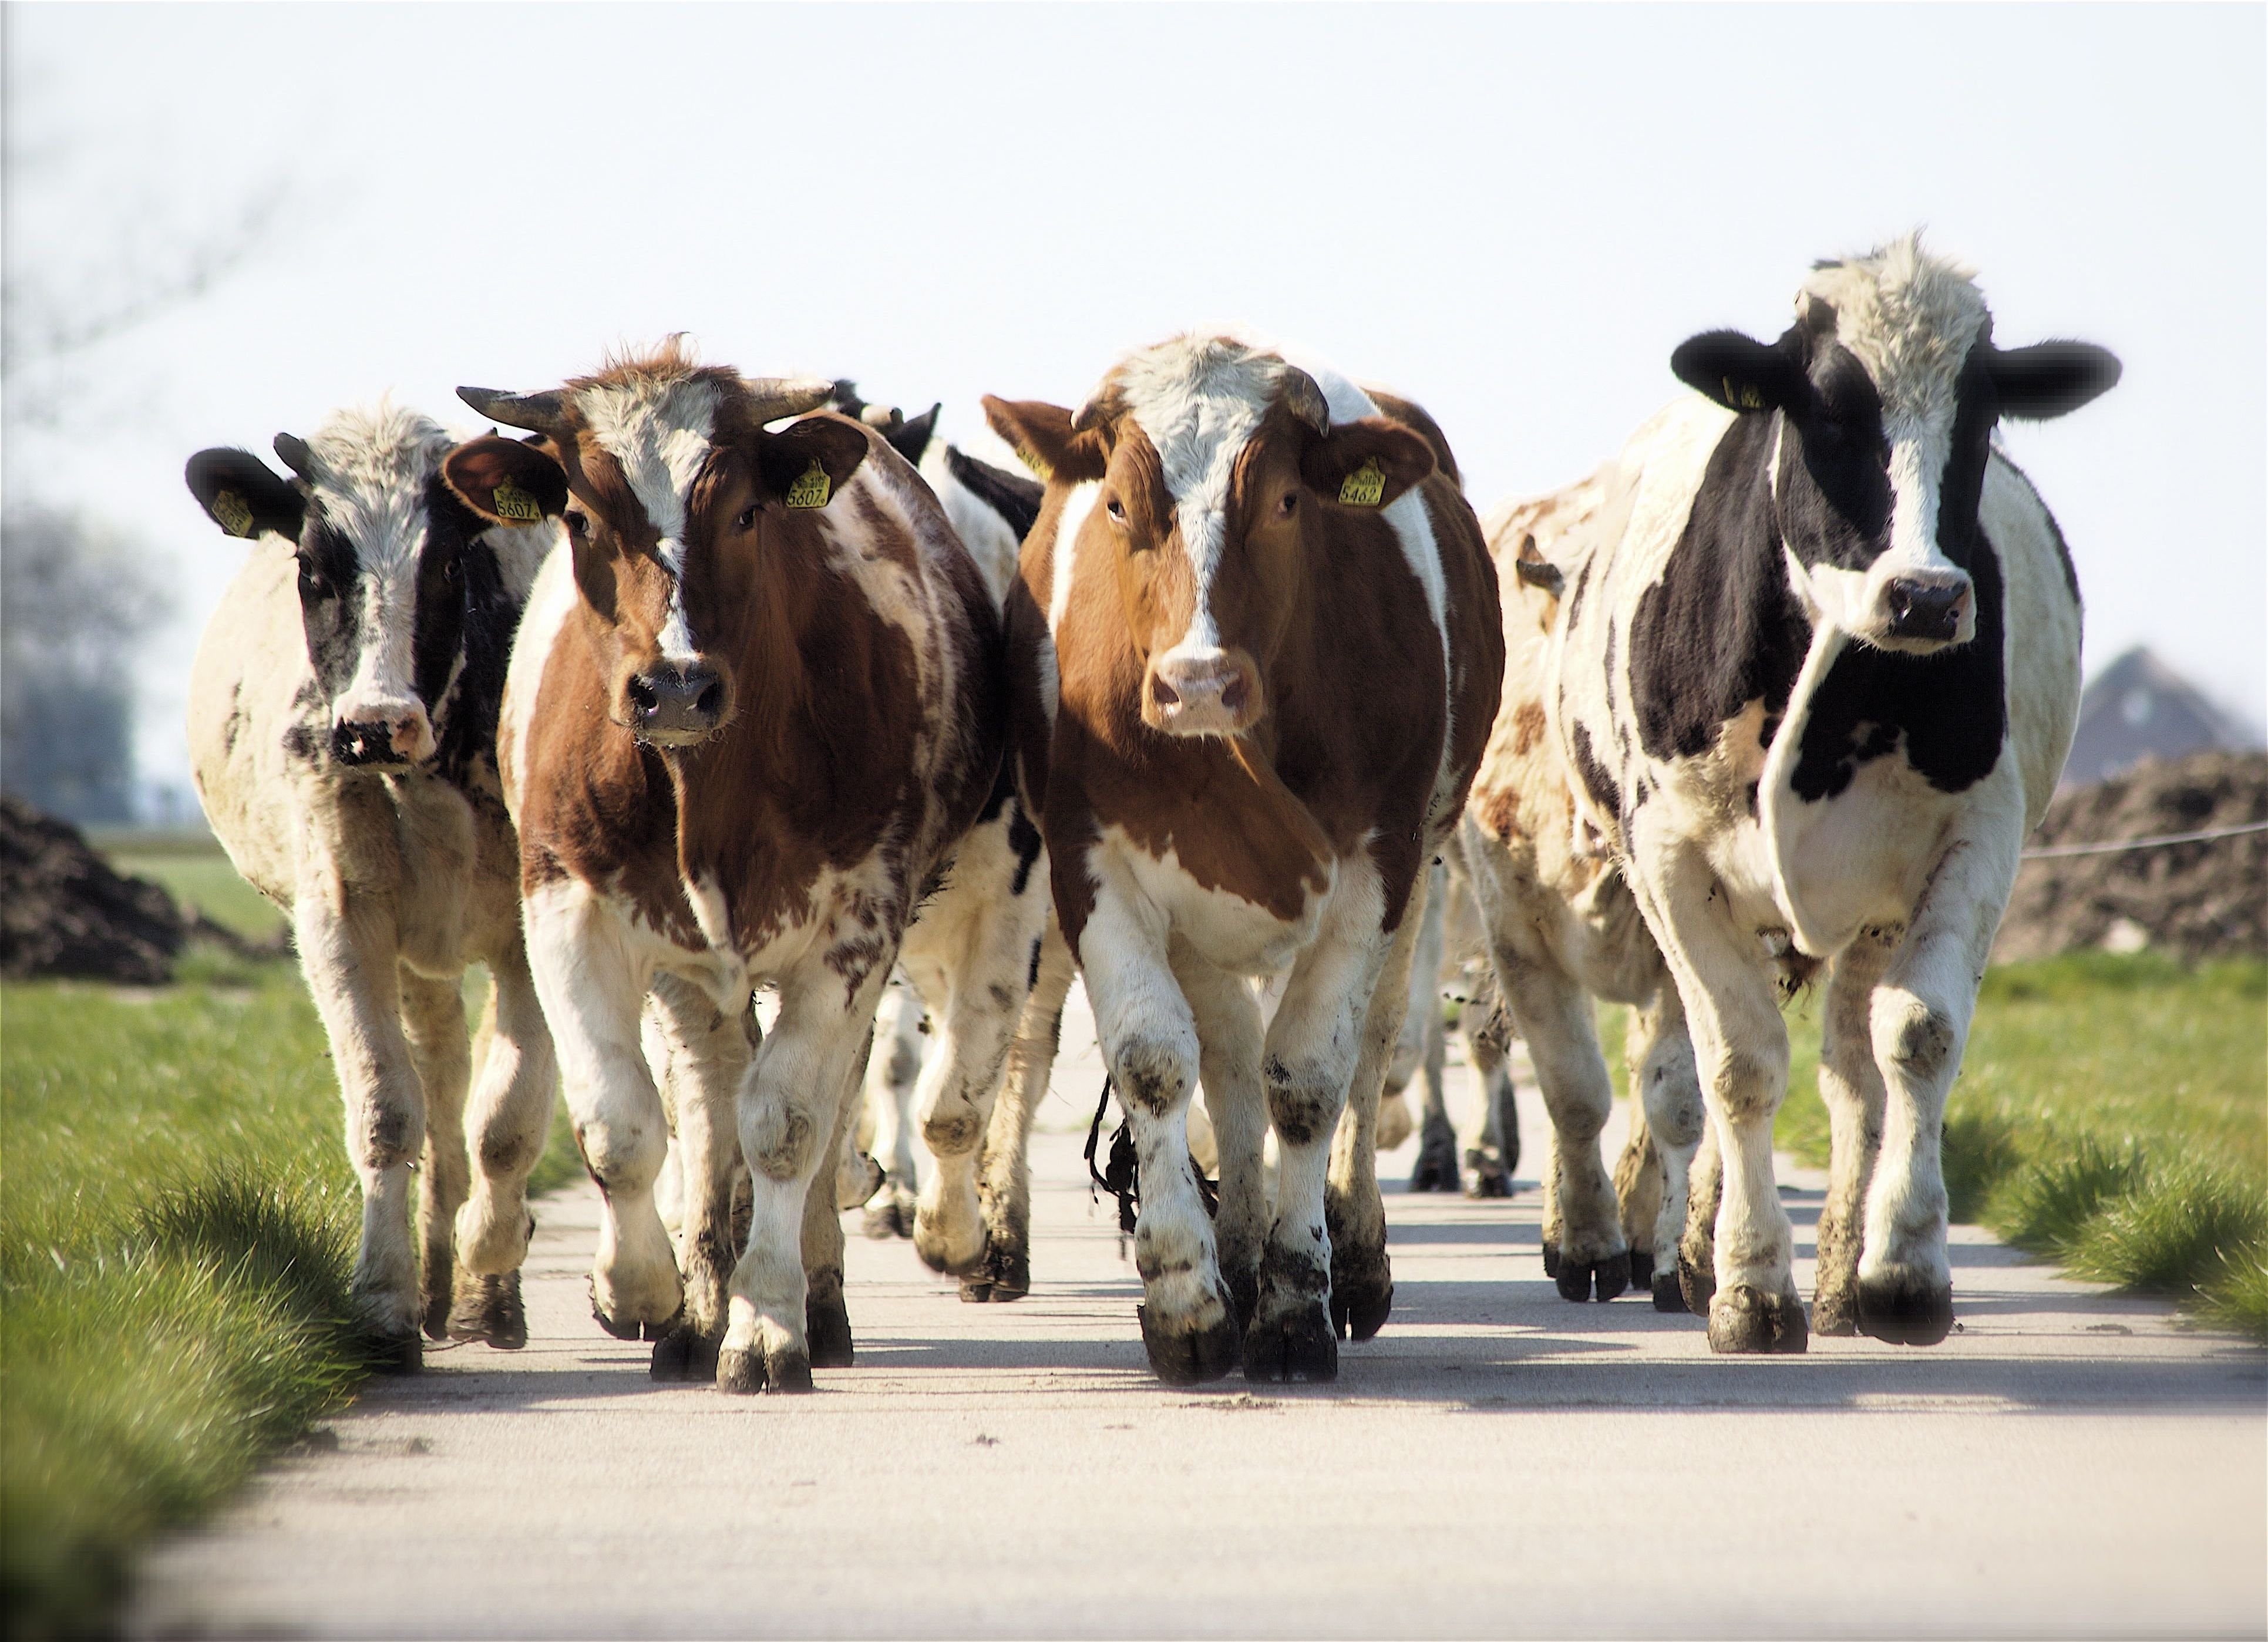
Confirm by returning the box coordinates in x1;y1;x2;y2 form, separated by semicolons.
1707;1285;1808;1354
1330;1280;1394;1342
862;1194;916;1241
1136;1302;1241;1386
1409;1145;1461;1194
448;1271;527;1350
649;1321;721;1382
806;1294;855;1369
715;1343;815;1395
1243;1303;1339;1383
1226;1270;1259;1334
1857;1275;1954;1346
1555;1249;1631;1303
980;1240;1030;1303
1651;1270;1688;1313
1628;1248;1654;1293
1677;1249;1716;1314
958;1280;992;1303
362;1329;422;1374
1812;1284;1860;1337
420;1288;452;1344
1540;1241;1560;1280
1463;1165;1511;1200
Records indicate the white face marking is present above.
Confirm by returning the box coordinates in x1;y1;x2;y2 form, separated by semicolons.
298;399;457;753
574;375;721;664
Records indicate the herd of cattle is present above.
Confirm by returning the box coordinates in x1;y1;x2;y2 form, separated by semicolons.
181;233;2119;1389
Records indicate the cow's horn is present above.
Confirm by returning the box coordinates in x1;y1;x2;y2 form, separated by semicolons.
1281;368;1331;436
741;377;839;425
458;388;567;435
272;433;315;480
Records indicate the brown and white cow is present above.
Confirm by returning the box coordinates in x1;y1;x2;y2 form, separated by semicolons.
184;402;560;1367
988;336;1502;1384
454;344;1027;1392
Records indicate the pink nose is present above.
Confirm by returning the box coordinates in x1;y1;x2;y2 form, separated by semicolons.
1148;654;1257;736
332;706;433;766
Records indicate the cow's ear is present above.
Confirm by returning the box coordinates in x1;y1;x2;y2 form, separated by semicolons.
186;449;304;541
1671;330;1801;414
981;396;1108;484
1300;416;1436;510
443;436;569;526
885;402;941;467
1991;341;2121;421
753;413;870;511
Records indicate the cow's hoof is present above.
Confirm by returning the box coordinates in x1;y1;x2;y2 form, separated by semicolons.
649;1321;720;1382
1707;1286;1808;1354
958;1279;992;1303
806;1294;855;1369
971;1240;1029;1304
1409;1143;1461;1194
1857;1274;1954;1346
1226;1269;1259;1334
913;1214;986;1280
1628;1248;1654;1293
361;1328;422;1374
1556;1249;1631;1303
448;1271;527;1350
862;1192;916;1241
1677;1250;1716;1314
1651;1270;1688;1313
1812;1284;1861;1337
1463;1164;1511;1200
1243;1304;1338;1384
1328;1272;1394;1342
420;1288;452;1344
1540;1240;1560;1280
1136;1303;1241;1387
715;1343;815;1395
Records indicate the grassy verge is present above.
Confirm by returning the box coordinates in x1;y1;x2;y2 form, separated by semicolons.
1;964;368;1637
1755;952;2266;1339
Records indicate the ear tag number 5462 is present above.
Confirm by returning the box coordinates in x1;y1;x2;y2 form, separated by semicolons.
1339;459;1386;508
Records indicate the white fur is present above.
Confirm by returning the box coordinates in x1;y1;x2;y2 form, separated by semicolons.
574;374;720;665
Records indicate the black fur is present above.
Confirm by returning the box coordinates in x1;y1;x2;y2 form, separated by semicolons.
945;446;1044;543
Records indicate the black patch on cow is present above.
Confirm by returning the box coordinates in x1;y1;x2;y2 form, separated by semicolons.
887;403;940;467
1565;556;1591;627
293;519;362;704
1630;415;1812;762
421;480;526;789
1007;799;1043;898
976;755;1015;826
945;446;1044;544
1570;721;1621;819
1789;534;2007;802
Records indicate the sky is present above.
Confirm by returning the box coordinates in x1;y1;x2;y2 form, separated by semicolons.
5;3;2263;795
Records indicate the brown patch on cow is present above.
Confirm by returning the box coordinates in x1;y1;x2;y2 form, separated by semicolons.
1511;700;1547;757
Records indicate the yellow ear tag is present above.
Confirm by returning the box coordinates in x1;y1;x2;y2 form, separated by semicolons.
490;478;543;523
212;490;255;537
1016;446;1052;481
1722;377;1765;412
784;459;832;510
1338;458;1387;508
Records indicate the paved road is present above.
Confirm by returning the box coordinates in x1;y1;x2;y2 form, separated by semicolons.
134;988;2265;1640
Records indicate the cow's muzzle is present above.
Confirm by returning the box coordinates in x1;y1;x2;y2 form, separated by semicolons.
625;664;725;746
1880;574;1973;648
1144;650;1262;738
332;701;435;766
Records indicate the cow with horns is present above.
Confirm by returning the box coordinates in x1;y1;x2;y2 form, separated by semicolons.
184;402;560;1367
1548;235;2116;1351
988;335;1502;1384
455;344;1035;1392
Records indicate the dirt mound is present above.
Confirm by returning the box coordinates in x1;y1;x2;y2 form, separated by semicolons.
1994;751;2267;963
0;793;250;983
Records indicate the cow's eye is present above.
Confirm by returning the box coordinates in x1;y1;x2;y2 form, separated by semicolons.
563;508;590;539
1276;492;1298;519
736;504;758;530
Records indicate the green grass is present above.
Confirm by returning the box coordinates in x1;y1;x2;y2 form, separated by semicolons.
1744;953;2267;1339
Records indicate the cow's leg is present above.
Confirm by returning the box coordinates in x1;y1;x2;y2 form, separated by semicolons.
1490;947;1628;1302
1078;876;1238;1385
1622;985;1702;1311
294;892;425;1368
1173;952;1267;1334
1860;818;2020;1345
857;977;924;1240
974;920;1076;1303
1298;867;1421;1364
641;972;753;1382
1627;846;1803;1353
450;941;557;1350
718;960;887;1394
1679;1115;1724;1314
1457;995;1519;1197
1405;873;1458;1192
398;968;471;1344
800;1059;863;1368
906;832;1045;1286
523;883;679;1340
1812;931;1893;1335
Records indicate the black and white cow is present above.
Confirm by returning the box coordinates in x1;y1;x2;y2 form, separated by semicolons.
184;402;560;1366
1550;235;2116;1351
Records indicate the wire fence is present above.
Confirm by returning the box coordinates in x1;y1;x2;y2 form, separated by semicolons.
2020;819;2268;862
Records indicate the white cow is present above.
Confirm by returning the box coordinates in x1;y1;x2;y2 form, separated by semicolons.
1549;235;2114;1349
184;403;558;1366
